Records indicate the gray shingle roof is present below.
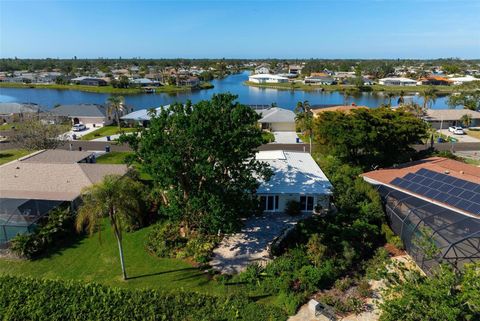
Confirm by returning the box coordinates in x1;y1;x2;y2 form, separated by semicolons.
257;107;295;123
52;104;107;118
0;103;43;114
20;150;94;164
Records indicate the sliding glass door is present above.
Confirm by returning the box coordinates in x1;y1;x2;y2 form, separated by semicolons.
260;195;279;212
300;196;314;211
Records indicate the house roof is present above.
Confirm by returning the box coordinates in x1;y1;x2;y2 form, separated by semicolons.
362;157;480;216
256;150;332;195
121;105;168;121
423;109;480;121
249;74;288;80
0;160;128;201
312;105;368;116
0;102;43;114
418;76;453;83
379;77;417;83
257;107;295;123
19;150;94;164
131;78;154;84
52;104;107;118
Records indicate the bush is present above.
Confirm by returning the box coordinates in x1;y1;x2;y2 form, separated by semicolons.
285;200;301;216
276;291;305;315
0;275;287;321
10;206;74;259
381;223;404;250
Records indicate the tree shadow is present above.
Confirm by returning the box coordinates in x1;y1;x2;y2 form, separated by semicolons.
34;232;87;260
127;267;199;280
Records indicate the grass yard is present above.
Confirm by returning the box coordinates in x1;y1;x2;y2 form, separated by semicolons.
81;126;137;140
467;129;480;139
0;222;238;296
96;151;135;164
0;149;32;165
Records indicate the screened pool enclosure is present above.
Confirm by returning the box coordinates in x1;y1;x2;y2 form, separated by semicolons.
0;198;63;246
377;185;480;274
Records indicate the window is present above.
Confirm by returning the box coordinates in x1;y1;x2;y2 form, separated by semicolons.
300;196;314;211
260;195;278;211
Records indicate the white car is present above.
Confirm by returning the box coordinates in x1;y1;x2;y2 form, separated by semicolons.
448;126;464;135
72;124;86;132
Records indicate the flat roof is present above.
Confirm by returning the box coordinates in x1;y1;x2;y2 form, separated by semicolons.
256;150;332;195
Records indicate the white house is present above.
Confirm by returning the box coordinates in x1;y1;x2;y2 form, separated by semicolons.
256;150;333;213
379;77;417;86
256;107;296;132
448;75;478;85
248;74;289;84
254;64;270;74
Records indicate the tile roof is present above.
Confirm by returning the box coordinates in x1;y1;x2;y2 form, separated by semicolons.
256;150;332;195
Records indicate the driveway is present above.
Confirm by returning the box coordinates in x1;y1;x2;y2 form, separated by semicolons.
210;212;310;274
62;126;98;140
437;129;480;143
272;131;300;144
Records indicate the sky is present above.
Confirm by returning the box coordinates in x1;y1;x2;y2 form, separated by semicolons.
1;0;479;59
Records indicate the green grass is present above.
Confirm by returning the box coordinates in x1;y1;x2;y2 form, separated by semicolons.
0;222;234;295
96;151;135;164
244;81;474;94
80;126;137;141
297;133;310;143
0;149;32;165
0;82;213;95
467;129;480;139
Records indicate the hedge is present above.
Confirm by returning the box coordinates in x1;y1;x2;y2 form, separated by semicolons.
0;275;287;321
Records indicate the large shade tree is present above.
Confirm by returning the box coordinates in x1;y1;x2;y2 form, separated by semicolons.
76;174;144;280
448;91;480;111
121;94;271;235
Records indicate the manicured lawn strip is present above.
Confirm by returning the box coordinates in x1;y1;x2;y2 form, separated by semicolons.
0;83;212;95
245;81;473;94
0;149;32;165
467;129;480;139
96;151;135;164
80;126;137;140
0;222;233;295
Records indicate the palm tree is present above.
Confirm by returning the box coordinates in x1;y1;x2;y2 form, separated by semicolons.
420;87;438;111
459;114;472;128
386;92;396;107
294;100;313;136
402;102;423;118
107;95;126;129
76;174;143;280
397;90;405;106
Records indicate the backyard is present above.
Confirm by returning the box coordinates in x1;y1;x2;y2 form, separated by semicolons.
0;149;31;165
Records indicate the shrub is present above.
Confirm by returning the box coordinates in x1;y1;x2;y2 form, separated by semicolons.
0;275;287;321
381;223;404;250
357;279;373;298
145;221;187;257
334;277;354;292
285;200;301;216
177;234;220;263
276;291;305;316
10;206;74;259
306;233;327;267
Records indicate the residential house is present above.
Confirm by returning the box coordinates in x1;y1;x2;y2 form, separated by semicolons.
0;149;127;246
304;76;336;85
178;76;200;87
0;103;43;124
256;107;296;132
448;75;478;85
422;109;480;129
254;64;270;74
362;157;480;273
311;104;368;118
379;77;417;86
256;150;333;213
417;76;453;86
288;64;303;75
130;78;160;87
71;76;108;86
52;104;114;127
249;74;289;84
121;105;168;127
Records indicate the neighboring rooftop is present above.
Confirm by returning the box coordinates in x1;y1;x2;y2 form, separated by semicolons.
312;104;368;116
256;107;295;123
52;104;107;118
256;150;332;195
121;105;168;121
423;109;480;121
19;150;94;164
0;102;43;114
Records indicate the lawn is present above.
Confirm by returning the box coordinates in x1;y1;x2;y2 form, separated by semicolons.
96;151;135;164
81;126;137;140
0;149;32;165
0;221;238;296
467;129;480;139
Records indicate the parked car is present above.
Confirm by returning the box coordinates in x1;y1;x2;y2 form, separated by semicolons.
72;124;86;132
448;126;464;135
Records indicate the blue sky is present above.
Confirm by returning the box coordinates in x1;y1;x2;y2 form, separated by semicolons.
1;0;479;59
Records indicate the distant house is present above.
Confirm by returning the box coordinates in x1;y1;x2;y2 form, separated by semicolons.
311;104;368;118
121;105;168;127
178;76;200;87
448;75;478;85
304;76;336;85
256;107;296;132
248;74;289;84
256;150;333;213
71;76;108;86
52;104;114;127
379;77;417;86
254;64;270;74
0;102;43;124
417;76;453;86
130;78;160;87
0;149;127;246
288;65;303;75
422;109;480;129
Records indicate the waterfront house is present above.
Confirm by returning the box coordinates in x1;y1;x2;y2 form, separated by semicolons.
361;157;480;273
51;104;114;127
0;150;127;247
448;75;478;85
379;77;417;86
304;76;336;85
311;104;368;118
256;150;333;213
417;76;453;86
256;107;296;132
248;74;289;84
288;64;303;75
254;64;270;74
422;109;480;129
71;76;108;86
0;102;43;124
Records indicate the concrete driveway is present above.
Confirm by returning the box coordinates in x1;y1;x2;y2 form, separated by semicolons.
437;129;480;143
272;131;300;144
63;126;98;140
210;212;310;274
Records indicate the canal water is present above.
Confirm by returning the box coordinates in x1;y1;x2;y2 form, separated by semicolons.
0;71;452;110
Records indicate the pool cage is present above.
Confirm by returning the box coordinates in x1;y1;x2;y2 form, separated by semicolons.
376;185;480;274
0;198;63;247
